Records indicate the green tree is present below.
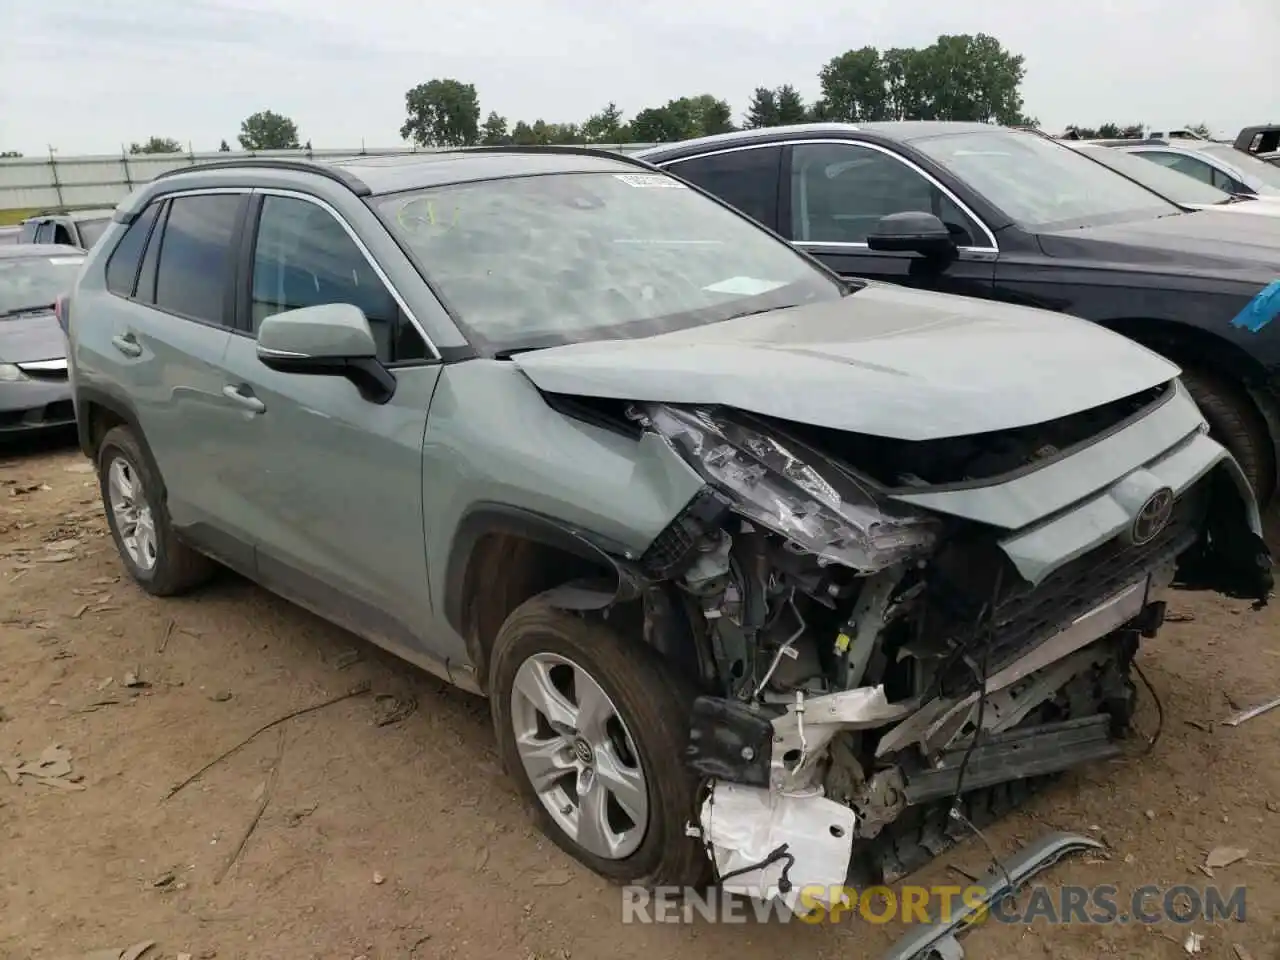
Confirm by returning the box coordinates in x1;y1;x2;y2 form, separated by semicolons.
1186;122;1212;139
631;95;735;142
774;84;808;124
882;47;927;120
582;102;628;143
819;46;886;121
1119;123;1145;138
915;34;1027;124
129;136;183;154
511;121;537;145
238;110;300;150
744;87;779;128
0;150;21;158
1097;123;1121;138
218;139;231;152
400;79;481;147
480;111;510;145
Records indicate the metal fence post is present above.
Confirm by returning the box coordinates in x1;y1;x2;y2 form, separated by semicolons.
47;146;64;210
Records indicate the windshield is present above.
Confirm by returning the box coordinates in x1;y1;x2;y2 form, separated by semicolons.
1074;146;1232;206
914;128;1180;231
1197;144;1280;192
373;170;845;353
76;218;110;249
0;254;83;316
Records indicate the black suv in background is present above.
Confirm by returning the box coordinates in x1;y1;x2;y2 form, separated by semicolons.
18;209;115;250
637;123;1280;505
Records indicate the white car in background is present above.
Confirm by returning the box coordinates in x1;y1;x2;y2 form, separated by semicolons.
1067;142;1280;218
1120;141;1280;201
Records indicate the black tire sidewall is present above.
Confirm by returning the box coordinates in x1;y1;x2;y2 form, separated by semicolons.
489;600;706;887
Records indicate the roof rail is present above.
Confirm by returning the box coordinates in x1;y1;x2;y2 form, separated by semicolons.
149;157;372;196
456;144;659;170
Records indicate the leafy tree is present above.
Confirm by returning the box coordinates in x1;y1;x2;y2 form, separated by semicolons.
480;111;510;145
0;150;21;158
1119;123;1145;138
511;121;537;145
238;110;300;150
774;85;808;124
218;139;231;152
400;79;481;147
1097;123;1121;139
744;87;779;129
632;95;735;142
582;102;628;143
1186;122;1212;139
819;46;886;121
129;136;183;154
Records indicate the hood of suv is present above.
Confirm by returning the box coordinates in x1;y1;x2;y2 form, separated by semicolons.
0;310;65;364
1037;209;1280;278
512;282;1178;441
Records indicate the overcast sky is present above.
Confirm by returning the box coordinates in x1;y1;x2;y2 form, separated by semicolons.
1;0;1277;155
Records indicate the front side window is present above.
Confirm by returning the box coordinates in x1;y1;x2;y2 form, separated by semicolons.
667;146;783;230
0;254;85;317
153;194;243;326
250;195;427;363
914;128;1179;231
789;142;984;246
373;169;844;354
34;222;55;244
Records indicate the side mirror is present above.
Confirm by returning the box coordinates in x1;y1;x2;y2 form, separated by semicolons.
866;211;956;257
256;303;396;404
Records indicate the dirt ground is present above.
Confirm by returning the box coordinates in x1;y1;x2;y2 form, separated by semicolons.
2;433;1278;960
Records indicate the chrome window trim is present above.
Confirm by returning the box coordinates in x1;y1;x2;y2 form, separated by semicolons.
659;138;1000;253
250;187;441;362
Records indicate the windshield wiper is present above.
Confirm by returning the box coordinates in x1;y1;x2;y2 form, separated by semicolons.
0;303;56;319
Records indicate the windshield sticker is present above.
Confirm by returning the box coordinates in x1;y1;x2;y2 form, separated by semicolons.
1230;279;1280;333
703;276;789;296
613;174;686;189
48;257;85;265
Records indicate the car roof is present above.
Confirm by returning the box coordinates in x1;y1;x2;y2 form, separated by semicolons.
22;208;115;223
635;121;1022;160
0;243;86;259
148;148;657;198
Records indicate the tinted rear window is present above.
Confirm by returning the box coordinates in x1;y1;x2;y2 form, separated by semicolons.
76;218;110;249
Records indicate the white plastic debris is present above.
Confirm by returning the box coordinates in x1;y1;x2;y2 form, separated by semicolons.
699;780;857;916
1184;931;1204;954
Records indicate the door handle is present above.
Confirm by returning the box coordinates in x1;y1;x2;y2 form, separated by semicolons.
222;385;266;414
110;333;142;358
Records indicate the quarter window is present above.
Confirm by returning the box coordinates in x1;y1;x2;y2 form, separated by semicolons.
105;201;162;297
666;146;783;229
250;195;427;363
788;142;983;247
154;194;243;326
1140;151;1216;186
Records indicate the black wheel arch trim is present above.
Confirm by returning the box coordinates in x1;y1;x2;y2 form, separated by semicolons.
74;384;168;500
442;503;648;640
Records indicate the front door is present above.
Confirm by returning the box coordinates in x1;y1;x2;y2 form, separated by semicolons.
782;141;997;299
216;191;443;659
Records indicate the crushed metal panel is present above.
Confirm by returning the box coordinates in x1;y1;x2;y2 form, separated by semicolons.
889;383;1205;531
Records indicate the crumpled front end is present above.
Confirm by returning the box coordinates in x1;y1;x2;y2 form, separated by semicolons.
620;378;1271;916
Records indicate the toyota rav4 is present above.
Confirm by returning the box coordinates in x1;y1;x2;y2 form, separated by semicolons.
65;149;1273;913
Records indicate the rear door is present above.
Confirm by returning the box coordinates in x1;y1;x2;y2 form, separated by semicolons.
98;190;254;567
216;190;442;656
781;141;997;299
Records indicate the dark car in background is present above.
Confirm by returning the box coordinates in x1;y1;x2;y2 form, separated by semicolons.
18;209;116;250
0;244;83;436
637;123;1280;504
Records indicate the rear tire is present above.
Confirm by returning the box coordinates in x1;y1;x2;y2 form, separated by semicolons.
489;594;708;887
1181;367;1276;502
97;425;215;596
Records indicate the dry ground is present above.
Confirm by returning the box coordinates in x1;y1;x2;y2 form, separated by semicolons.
2;432;1278;960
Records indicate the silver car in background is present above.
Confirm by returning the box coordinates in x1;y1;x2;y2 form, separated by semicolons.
0;244;83;436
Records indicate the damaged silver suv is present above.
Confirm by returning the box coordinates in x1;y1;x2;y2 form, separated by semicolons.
66;148;1272;912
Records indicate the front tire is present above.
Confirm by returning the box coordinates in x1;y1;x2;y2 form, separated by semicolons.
97;425;215;596
1182;367;1276;503
489;594;708;887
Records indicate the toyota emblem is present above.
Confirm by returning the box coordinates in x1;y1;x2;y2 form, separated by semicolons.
1129;488;1175;546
